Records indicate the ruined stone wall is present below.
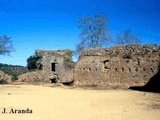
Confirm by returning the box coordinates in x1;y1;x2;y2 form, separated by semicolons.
74;44;160;88
35;49;74;82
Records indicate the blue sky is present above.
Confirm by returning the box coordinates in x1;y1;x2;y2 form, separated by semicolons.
0;0;159;66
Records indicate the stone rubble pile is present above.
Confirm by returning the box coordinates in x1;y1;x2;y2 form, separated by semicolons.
81;44;160;58
0;71;11;84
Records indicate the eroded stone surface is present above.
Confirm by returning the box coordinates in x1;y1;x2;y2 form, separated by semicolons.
74;44;160;88
19;49;75;83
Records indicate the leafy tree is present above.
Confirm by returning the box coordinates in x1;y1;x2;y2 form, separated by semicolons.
27;55;37;70
0;35;14;55
75;14;111;55
116;29;141;45
27;54;42;71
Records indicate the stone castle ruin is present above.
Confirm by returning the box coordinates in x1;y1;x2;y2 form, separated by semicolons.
18;49;75;83
19;44;159;89
35;49;75;83
74;44;160;88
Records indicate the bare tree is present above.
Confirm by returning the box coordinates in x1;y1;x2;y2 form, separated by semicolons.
75;14;111;55
116;29;141;45
0;35;14;55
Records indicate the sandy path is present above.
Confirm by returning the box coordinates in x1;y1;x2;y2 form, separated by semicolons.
0;84;160;120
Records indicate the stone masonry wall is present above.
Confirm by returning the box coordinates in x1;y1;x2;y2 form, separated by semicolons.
36;49;74;82
74;44;160;88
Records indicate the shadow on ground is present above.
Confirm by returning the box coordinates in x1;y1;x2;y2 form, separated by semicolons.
62;80;75;86
129;66;160;93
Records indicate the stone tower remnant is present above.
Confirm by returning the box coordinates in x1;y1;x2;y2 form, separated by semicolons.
36;49;75;83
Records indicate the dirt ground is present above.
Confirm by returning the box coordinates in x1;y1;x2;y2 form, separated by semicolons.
0;84;160;120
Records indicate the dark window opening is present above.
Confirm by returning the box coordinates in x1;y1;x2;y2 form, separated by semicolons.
143;68;146;71
122;68;124;72
104;60;110;70
104;60;109;64
105;67;110;70
51;63;56;72
50;78;57;83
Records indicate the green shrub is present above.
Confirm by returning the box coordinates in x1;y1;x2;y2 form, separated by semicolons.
27;54;42;71
63;57;71;62
11;74;18;81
